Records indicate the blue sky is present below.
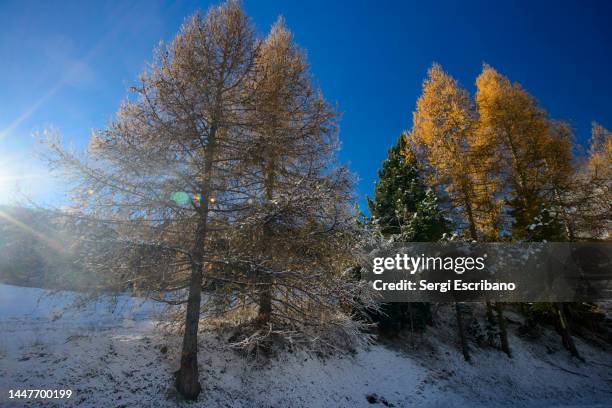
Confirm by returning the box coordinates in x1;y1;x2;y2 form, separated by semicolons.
0;0;610;210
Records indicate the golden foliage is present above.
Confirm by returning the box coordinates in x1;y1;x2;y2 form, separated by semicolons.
409;63;580;241
410;64;496;240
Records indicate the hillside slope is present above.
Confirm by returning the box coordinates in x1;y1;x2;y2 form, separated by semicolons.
0;283;611;407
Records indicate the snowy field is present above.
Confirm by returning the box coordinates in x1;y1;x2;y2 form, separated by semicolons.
0;283;611;407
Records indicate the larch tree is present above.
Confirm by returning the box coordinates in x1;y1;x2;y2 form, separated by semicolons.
476;65;577;357
43;2;373;399
543;122;610;359
409;63;481;361
475;65;573;241
409;64;498;240
43;2;259;400
244;18;340;325
214;17;370;348
409;64;515;359
567;122;611;240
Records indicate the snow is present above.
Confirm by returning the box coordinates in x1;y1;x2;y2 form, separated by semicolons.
1;283;611;407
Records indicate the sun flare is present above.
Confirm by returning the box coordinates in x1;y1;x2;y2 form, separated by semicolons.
0;159;37;200
0;167;12;197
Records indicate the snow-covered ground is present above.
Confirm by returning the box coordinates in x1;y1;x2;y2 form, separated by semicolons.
1;283;611;407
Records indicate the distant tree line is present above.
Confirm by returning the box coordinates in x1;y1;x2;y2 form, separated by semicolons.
0;206;73;288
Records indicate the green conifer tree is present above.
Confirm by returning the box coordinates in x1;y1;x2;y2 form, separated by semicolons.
367;134;449;334
368;134;448;241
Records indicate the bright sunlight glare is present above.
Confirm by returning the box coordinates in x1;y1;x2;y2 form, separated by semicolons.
0;175;21;202
0;156;53;203
0;160;14;197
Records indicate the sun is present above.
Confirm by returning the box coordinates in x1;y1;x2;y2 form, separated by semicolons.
0;158;22;201
0;170;14;199
0;156;59;204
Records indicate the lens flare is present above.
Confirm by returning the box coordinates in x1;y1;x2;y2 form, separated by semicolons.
170;191;190;206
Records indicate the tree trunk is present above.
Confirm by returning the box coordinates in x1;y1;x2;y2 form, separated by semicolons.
495;302;511;357
485;301;495;326
484;300;497;347
257;158;275;324
463;194;478;242
455;302;471;362
176;248;205;400
554;303;581;359
257;227;273;324
258;279;272;324
176;126;217;400
458;191;475;362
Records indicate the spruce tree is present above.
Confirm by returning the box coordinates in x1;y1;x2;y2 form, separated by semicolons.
367;134;448;335
368;134;448;241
